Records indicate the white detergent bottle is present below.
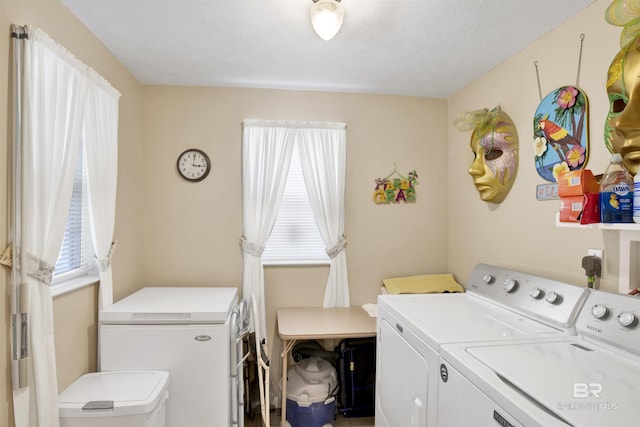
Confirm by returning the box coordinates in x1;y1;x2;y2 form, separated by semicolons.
600;153;633;223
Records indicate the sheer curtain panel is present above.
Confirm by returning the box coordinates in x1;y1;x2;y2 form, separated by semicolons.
84;76;120;310
298;123;349;307
241;120;295;340
12;26;87;427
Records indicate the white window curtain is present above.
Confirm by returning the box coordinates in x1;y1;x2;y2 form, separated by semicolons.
13;27;88;427
241;120;295;340
10;26;121;427
298;123;349;307
241;120;349;340
84;76;120;310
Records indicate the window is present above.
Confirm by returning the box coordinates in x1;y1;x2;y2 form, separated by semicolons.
52;146;95;284
262;146;329;265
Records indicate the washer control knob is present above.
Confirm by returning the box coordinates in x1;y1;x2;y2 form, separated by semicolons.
529;288;544;299
618;312;637;328
545;291;561;304
502;279;518;293
483;274;495;284
591;304;609;319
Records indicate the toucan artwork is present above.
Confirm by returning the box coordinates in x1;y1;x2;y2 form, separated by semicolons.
533;85;589;182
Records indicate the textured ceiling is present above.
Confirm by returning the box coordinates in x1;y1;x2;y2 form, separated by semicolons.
62;0;597;98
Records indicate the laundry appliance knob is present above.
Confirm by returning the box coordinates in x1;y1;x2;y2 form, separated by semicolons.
483;274;495;284
591;304;609;319
502;279;518;293
545;291;561;304
529;288;544;299
618;312;637;328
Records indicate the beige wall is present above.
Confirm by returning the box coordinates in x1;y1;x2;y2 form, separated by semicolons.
448;0;623;290
0;1;142;425
140;86;449;381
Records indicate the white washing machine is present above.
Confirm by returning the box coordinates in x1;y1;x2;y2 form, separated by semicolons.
375;263;589;427
99;286;248;427
438;290;640;427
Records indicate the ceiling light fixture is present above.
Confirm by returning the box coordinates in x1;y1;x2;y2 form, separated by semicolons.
310;0;344;41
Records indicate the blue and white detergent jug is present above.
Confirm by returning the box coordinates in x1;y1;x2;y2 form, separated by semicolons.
600;153;633;223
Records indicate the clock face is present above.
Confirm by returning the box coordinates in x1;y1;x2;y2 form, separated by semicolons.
177;149;211;182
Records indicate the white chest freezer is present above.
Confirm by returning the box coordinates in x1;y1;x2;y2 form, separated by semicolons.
99;287;240;427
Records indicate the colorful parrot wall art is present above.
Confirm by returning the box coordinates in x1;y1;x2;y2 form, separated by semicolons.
533;85;589;182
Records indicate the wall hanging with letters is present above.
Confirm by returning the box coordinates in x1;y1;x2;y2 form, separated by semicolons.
373;165;418;204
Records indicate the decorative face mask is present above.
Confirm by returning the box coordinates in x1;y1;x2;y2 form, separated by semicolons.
605;0;640;175
605;37;640;175
466;110;519;203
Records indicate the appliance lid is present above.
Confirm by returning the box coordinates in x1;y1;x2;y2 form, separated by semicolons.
58;371;169;417
99;286;238;324
468;340;640;427
378;293;565;349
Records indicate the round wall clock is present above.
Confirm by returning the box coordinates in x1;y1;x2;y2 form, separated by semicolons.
177;148;211;182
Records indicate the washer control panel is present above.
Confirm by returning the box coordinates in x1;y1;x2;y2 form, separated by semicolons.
577;291;640;356
466;263;589;331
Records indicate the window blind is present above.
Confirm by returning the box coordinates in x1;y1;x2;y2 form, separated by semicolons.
54;150;91;278
262;146;329;264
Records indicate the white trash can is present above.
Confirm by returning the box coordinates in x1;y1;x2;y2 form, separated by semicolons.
58;371;169;427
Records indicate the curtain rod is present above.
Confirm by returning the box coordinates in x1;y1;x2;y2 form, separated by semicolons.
10;24;28;40
242;119;347;130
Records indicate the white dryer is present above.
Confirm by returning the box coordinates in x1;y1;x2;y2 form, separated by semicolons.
438;290;640;427
99;286;247;427
375;263;589;427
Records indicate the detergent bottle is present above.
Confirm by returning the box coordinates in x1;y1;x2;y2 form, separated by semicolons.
600;153;633;223
634;171;640;223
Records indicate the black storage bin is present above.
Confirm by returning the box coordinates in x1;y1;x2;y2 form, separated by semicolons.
335;337;376;417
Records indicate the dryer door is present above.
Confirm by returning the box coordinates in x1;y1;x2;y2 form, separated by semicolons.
376;318;429;427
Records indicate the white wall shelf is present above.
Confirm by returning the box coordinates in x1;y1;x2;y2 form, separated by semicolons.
556;213;640;293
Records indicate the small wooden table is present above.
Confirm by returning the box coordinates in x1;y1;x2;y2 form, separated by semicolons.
277;307;377;427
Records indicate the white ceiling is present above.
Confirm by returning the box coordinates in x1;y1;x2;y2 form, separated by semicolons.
62;0;597;98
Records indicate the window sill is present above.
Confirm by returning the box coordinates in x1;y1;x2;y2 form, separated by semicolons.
52;274;100;298
263;260;330;267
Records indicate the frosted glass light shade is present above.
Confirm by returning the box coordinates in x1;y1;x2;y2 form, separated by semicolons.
310;0;344;41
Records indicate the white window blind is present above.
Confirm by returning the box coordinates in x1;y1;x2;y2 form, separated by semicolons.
262;146;329;265
53;147;92;281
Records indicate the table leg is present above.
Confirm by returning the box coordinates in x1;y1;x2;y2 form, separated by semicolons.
280;339;296;427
